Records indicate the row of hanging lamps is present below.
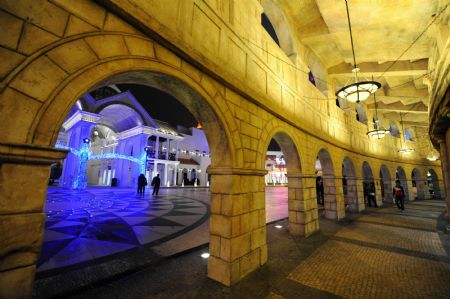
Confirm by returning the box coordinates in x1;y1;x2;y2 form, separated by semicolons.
335;0;381;103
366;84;390;139
398;112;415;154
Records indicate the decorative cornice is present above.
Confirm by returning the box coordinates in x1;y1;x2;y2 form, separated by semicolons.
62;110;102;131
118;125;184;141
207;167;267;176
0;143;68;165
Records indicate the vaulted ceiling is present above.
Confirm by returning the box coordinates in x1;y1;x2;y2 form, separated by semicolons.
274;0;441;127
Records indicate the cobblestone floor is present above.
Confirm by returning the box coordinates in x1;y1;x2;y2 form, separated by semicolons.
38;199;450;299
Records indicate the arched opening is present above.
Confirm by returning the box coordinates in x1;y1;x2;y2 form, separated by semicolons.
260;0;297;62
411;168;425;200
362;162;377;208
396;166;410;201
380;165;393;202
427;169;441;199
264;133;306;236
342;157;359;212
317;149;343;220
35;69;232;287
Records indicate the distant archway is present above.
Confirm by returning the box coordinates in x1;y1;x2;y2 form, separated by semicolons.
412;168;425;200
362;162;376;207
317;149;343;220
396;166;410;201
380;165;393;202
427;169;441;199
342;157;359;212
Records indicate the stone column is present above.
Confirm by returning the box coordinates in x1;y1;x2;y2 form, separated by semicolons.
440;137;450;217
155;136;159;159
0;143;68;298
357;179;367;209
323;175;342;220
286;173;319;236
165;139;170;160
334;177;346;219
345;176;360;212
163;162;168;186
207;167;267;286
374;176;383;207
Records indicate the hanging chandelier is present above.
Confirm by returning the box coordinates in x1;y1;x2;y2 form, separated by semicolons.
366;86;389;139
398;113;415;154
336;0;381;103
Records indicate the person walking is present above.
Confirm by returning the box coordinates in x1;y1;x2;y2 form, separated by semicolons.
151;173;161;196
393;180;405;211
367;182;378;207
137;173;147;196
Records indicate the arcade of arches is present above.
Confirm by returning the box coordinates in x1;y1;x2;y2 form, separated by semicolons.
0;0;449;297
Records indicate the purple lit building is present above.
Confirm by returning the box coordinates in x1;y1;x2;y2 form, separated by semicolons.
55;87;211;189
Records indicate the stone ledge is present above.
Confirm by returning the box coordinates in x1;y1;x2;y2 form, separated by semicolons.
207;167;267;176
0;142;68;165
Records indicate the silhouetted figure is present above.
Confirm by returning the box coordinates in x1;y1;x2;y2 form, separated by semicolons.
316;176;324;205
367;182;377;207
137;173;147;195
393;180;405;211
151;174;161;196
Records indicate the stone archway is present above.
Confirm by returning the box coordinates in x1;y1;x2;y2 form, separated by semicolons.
0;34;265;290
342;157;359;212
317;149;343;220
380;165;393;202
412;168;426;200
427;169;441;199
396;166;410;201
265;132;312;236
362;162;376;207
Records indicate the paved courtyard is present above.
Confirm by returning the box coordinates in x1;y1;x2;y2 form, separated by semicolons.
33;190;450;299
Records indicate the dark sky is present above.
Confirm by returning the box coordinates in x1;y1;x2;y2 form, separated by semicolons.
268;139;281;151
117;84;197;128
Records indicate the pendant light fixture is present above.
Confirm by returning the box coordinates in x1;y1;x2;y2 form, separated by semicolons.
398;113;415;154
336;0;381;103
366;84;389;139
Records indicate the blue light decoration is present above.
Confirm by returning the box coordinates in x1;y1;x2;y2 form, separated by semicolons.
56;141;145;189
73;140;90;189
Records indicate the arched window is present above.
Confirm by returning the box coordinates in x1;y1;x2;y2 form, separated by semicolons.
261;13;280;46
405;130;411;141
308;70;316;86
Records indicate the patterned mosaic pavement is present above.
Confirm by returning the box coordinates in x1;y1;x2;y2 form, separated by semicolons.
38;187;209;272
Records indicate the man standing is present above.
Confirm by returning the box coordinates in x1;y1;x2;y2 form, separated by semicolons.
151;174;161;196
393;180;405;211
137;173;147;196
368;182;378;207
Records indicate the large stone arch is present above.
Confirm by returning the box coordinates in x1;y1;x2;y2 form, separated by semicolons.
412;168;426;200
342;157;360;212
316;148;344;220
380;165;393;202
1;33;260;288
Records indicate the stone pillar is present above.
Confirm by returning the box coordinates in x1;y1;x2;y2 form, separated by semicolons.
439;138;450;216
163;162;168;186
173;164;178;186
155;136;159;159
357;179;367;208
334;177;346;219
374;176;383;207
0;143;68;298
345;176;360;212
286;173;319;236
207;167;267;286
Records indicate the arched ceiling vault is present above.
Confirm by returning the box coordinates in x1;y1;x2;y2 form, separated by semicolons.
273;0;444;127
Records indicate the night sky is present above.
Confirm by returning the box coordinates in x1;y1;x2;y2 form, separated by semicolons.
117;84;197;128
117;84;281;152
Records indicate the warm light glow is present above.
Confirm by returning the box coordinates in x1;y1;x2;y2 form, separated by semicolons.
275;225;283;229
201;252;210;259
367;129;390;139
398;148;415;154
427;156;438;161
336;81;381;103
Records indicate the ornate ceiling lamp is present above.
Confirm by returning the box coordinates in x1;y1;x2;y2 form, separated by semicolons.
398;113;415;154
336;0;381;103
366;88;389;139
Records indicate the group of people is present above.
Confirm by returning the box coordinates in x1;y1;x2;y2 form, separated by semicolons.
137;173;161;196
366;180;406;210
